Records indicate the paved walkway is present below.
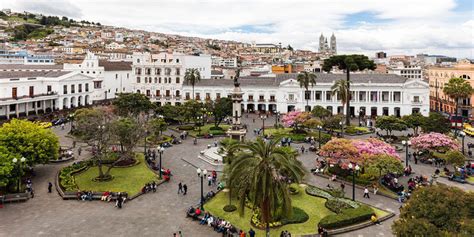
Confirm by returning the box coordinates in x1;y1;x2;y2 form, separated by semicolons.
1;114;472;237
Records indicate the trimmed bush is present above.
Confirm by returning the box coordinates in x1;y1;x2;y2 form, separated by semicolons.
281;207;309;225
345;126;370;135
289;186;300;195
59;160;91;191
223;204;237;212
306;186;333;199
319;205;374;229
209;129;226;136
325;199;353;214
177;125;194;130
210;126;224;131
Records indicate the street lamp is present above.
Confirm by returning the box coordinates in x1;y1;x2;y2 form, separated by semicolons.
12;157;26;192
459;131;466;155
144;129;148;156
274;111;280;127
197;116;203;136
348;163;360;201
317;125;323;149
402;140;412;167
158;147;165;179
260;115;267;136
197;168;208;210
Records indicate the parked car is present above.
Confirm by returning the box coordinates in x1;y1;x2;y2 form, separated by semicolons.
51;118;67;126
161;142;172;148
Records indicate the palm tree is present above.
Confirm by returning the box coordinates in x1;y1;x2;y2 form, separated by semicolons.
219;138;241;206
227;138;306;236
297;72;317;112
443;77;474;132
184;68;201;99
331;79;350;116
323;55;376;125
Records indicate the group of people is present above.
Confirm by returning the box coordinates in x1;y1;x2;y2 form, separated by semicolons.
179;131;189;140
25;178;34;198
403;165;413;176
279;230;293;237
177;182;188;195
189;207;244;236
207;170;218;186
141;181;157;194
317;226;329;237
77;190;94;201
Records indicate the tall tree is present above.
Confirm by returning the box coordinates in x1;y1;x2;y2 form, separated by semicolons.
184;68;201;99
323;55;376;125
421;112;451;134
147;117;168;137
228;138;306;236
113;93;154;117
311;105;331;119
402;113;425;136
111;117;144;158
375;116;407;136
297;72;317;111
443;77;474;132
331;79;350;117
206;97;232;128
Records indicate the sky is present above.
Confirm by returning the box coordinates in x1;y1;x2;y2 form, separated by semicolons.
1;0;473;58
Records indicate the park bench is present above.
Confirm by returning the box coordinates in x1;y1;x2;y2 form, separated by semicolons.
3;193;29;203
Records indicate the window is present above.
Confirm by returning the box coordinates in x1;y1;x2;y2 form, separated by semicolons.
85;83;89;92
12;87;17;98
393;92;401;102
47;85;52;93
289;94;294;101
94;81;102;89
154;77;157;83
176;59;180;63
370;91;378;102
270;95;276;102
156;90;161;96
248;95;254;101
159;77;162;83
358;91;366;101
216;93;221;99
413;96;420;103
259;95;264;101
176;68;180;75
63;85;67;94
145;68;151;75
382;91;389;102
206;93;211;100
78;84;82;93
176;77;180;83
196;93;201;100
176;90;180;97
165;68;171;76
146;90;151;96
115;74;118;79
136;77;141;83
326;91;332;101
315;91;322;100
135;68;142;75
186;92;190;100
166;90;171;97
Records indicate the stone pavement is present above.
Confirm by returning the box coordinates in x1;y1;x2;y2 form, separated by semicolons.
1;115;472;237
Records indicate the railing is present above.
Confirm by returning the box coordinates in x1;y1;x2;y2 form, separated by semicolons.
287;99;298;103
247;98;254;102
0;92;58;101
411;100;423;104
258;99;266;102
269;99;276;102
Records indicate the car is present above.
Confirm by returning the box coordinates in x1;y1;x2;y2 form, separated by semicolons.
51;118;67;126
161;142;172;148
463;124;474;136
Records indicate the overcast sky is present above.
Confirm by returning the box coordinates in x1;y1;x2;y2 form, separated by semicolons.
1;0;473;58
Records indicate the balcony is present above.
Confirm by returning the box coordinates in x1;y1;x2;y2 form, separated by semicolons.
0;92;59;105
174;96;181;100
287;98;298;103
165;96;172;100
247;98;254;102
269;99;276;102
411;100;423;104
258;99;266;102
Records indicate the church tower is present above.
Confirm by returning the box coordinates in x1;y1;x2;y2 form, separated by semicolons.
330;33;337;54
319;33;325;53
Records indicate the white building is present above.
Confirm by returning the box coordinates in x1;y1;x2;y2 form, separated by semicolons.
211;56;238;67
0;70;94;119
388;64;423;79
0;50;55;65
130;52;211;105
182;73;429;117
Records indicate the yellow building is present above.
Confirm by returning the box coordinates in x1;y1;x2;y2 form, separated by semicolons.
272;64;293;74
427;59;474;117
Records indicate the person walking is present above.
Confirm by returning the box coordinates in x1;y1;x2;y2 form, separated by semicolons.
340;183;345;193
61;123;65;130
183;184;187;195
48;182;53;193
72;140;76;148
248;228;255;237
78;147;82;156
363;187;370;198
178;182;183;194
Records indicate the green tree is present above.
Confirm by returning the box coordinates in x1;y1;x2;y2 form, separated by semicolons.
182;99;205;124
111;117;144;158
302;118;322;129
331;79;350;117
364;154;404;179
219;138;241;206
311;105;331;119
113;93;154;117
444;150;466;167
206;97;232;128
443;77;474;131
0;119;59;166
322;114;343;132
297;72;317;111
184;68;201;99
375;116;407;136
421;112;451;134
402;113;425;136
323;55;376;126
0;146;19;188
228;138;306;235
392;185;474;236
147;117;168;137
155;103;183;123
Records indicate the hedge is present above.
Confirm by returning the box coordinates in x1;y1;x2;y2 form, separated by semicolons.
59;160;91;191
325;199;353;214
177;125;194;130
223;204;237;212
319;205;374;229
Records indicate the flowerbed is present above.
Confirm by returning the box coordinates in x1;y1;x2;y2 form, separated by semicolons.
59;160;91;191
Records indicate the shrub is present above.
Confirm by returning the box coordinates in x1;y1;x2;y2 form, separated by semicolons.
223;204;237;212
177;125;194;130
210;126;223;131
345;126;369;134
59;160;90;191
306;186;333;199
281;207;309;225
319;205;374;229
209;129;226;136
289;186;299;195
325;199;353;214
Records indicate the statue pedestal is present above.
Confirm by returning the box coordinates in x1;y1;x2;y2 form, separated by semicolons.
227;128;246;142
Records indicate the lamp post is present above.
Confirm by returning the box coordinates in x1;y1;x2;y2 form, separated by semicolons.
459;131;466;155
348;163;360;201
274;111;280;127
144;129;148;156
317;125;322;149
197;168;208;210
260;115;267;136
12;157;26;192
158;147;165;179
197;116;203;136
402;140;411;167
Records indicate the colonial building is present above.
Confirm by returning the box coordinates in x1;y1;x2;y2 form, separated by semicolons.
388;64;423;79
427;59;474;117
182;73;429;117
318;33;336;55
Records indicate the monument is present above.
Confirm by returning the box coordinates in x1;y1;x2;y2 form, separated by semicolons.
227;70;247;141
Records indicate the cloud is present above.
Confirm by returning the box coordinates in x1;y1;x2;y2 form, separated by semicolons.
0;0;472;58
4;0;83;18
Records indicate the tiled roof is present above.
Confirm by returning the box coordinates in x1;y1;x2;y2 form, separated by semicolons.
0;71;71;79
98;60;132;71
0;64;63;70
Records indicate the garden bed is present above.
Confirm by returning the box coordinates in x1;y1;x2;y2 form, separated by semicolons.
264;128;331;144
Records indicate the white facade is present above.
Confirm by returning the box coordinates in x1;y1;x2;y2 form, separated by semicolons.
0;71;94;119
389;64;423;79
211;56;238;67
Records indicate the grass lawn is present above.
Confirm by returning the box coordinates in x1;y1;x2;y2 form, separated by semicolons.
204;185;333;236
74;154;158;196
467;176;474;183
264;128;329;142
189;124;230;137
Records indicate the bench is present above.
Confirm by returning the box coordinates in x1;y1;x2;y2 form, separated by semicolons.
3;193;29;203
63;191;127;201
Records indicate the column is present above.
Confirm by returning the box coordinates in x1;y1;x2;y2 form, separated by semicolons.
6;104;9;119
15;104;19;117
26;102;29;116
42;100;46;112
35;101;38;114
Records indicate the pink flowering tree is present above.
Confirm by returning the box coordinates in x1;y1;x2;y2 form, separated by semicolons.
281;111;310;131
353;138;400;160
410;132;460;153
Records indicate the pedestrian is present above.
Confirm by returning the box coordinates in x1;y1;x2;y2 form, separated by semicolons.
248;228;255;237
48;182;53;193
340;183;345;192
207;175;212;186
363;187;370;198
72;140;76;148
30;188;35;198
183;184;187;195
373;184;378;195
414;152;418;164
178;230;183;237
61;123;65;130
78;147;82;156
214;140;218;147
178;182;183;194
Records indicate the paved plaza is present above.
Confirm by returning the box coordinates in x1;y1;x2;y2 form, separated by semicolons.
1;113;473;237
